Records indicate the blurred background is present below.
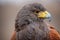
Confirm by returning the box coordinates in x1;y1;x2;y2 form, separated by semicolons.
0;0;60;40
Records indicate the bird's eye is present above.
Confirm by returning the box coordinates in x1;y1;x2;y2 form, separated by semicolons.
36;11;39;13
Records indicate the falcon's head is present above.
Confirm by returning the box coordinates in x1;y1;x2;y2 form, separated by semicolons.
15;3;51;32
22;3;51;19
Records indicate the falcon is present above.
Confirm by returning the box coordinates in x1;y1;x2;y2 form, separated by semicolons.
11;3;60;40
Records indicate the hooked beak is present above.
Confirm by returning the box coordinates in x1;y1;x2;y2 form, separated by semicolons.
37;11;51;19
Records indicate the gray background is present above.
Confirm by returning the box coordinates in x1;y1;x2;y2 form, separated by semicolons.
0;0;60;40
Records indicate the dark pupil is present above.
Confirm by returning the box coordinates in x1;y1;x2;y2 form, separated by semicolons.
36;11;39;13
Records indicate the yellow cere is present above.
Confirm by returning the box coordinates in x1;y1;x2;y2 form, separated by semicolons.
38;11;48;18
45;11;48;14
